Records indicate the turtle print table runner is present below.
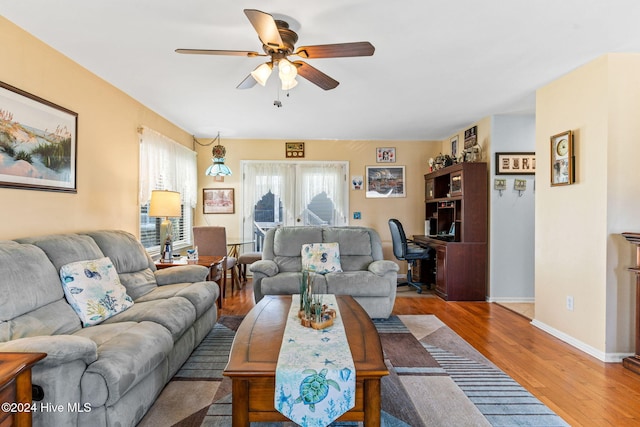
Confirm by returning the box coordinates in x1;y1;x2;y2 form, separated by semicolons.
275;294;356;427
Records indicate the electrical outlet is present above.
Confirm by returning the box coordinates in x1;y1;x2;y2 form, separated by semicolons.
566;296;574;311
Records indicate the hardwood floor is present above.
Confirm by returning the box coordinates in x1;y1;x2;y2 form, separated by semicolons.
220;283;640;427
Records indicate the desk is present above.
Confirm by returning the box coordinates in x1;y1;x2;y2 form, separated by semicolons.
412;235;486;301
155;255;225;307
0;352;46;427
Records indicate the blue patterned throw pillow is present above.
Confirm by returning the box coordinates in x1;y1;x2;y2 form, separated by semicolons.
59;257;134;326
301;242;343;274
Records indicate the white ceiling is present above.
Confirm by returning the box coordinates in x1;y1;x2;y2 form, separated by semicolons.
2;0;640;143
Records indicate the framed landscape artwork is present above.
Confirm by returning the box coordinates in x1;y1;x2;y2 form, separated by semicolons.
203;188;235;214
365;166;406;198
0;81;78;192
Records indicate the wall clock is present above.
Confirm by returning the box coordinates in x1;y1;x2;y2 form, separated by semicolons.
550;130;574;186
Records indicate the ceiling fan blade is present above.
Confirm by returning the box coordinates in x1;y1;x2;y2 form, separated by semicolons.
244;9;284;49
294;41;375;59
175;48;262;57
294;61;339;90
237;74;258;90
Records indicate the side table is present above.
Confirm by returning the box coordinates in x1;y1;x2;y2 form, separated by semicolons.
0;352;47;427
155;255;225;308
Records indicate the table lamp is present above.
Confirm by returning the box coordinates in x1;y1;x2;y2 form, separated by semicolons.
149;190;181;261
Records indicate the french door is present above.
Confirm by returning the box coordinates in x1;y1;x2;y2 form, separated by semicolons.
241;161;349;247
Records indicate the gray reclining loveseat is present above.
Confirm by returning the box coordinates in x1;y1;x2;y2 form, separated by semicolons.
250;226;398;318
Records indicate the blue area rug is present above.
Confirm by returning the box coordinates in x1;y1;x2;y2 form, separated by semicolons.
142;315;569;427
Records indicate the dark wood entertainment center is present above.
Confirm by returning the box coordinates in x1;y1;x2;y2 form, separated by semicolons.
413;162;488;301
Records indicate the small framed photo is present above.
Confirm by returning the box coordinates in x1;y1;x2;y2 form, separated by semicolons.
495;152;536;175
550;130;574;186
450;135;459;158
365;166;405;198
376;147;396;163
203;188;235;214
464;126;477;149
285;142;305;158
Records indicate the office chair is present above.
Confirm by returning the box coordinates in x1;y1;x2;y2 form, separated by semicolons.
388;218;434;294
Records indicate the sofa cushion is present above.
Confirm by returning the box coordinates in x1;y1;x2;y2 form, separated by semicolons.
0;241;66;322
75;321;173;406
273;227;323;257
103;298;196;342
325;271;393;297
323;228;375;271
60;257;135;327
85;230;158;299
301;242;343;273
16;233;105;271
0;299;81;341
261;272;328;295
134;282;218;318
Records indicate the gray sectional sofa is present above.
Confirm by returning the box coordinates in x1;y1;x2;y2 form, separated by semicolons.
0;230;219;427
251;226;399;318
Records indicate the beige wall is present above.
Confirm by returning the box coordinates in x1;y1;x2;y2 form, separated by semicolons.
0;17;192;240
535;54;640;358
194;138;441;261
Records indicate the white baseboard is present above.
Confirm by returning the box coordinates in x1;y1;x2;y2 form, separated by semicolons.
487;297;535;303
531;319;633;363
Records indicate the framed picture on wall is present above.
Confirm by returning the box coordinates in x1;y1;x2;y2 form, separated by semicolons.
376;147;396;163
365;166;405;198
450;135;459;158
550;130;574;186
203;188;235;214
0;81;78;192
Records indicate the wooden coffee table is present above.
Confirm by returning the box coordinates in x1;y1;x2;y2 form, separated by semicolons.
223;295;388;426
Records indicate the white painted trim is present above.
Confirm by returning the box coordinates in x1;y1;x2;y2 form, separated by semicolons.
487;297;535;303
531;319;633;363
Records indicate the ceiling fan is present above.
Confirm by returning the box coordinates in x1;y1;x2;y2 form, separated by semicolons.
176;9;375;91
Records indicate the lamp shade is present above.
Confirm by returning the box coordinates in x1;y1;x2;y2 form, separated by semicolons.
278;58;298;81
148;190;181;218
205;158;233;176
251;62;273;86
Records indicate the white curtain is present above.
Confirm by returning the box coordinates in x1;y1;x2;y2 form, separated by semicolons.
241;161;348;241
242;162;296;237
297;163;347;226
139;126;197;208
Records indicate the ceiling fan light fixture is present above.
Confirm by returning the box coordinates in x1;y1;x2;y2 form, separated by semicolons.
278;58;297;80
281;77;298;90
251;62;273;86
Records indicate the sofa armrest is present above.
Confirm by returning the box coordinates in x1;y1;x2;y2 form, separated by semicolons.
154;265;210;285
368;260;400;276
250;260;279;277
0;335;98;366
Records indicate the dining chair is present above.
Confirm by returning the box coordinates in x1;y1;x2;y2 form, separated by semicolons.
192;226;240;299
